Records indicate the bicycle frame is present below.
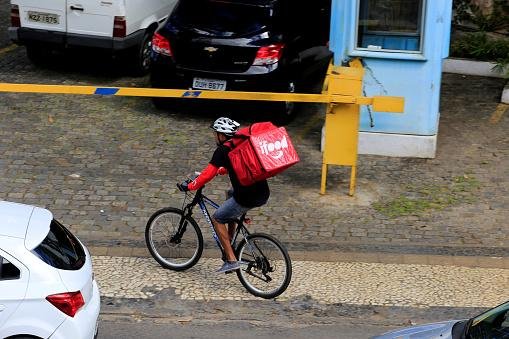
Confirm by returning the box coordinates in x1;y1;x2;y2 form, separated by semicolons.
180;187;250;255
164;186;283;286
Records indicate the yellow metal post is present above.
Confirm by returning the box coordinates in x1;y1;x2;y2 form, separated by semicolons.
321;60;365;196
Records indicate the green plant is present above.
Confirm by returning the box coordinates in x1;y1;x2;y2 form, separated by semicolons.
453;0;474;25
451;32;509;76
453;0;509;31
471;1;509;32
493;56;509;76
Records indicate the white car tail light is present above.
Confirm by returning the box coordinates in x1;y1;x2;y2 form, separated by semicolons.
11;5;20;28
253;43;284;66
152;32;173;57
113;16;126;38
46;291;85;317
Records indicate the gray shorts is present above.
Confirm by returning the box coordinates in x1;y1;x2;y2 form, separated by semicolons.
213;196;250;224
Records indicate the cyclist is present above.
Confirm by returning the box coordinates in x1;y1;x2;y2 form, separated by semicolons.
180;117;270;273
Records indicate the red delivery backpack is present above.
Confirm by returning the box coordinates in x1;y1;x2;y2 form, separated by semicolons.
226;122;300;186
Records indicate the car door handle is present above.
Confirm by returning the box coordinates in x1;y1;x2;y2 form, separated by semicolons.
0;305;5;312
70;5;84;11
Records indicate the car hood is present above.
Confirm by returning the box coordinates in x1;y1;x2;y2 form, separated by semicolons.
373;320;460;339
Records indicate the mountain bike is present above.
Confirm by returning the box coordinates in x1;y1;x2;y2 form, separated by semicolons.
145;182;292;299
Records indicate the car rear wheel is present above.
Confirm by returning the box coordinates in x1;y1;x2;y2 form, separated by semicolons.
274;81;297;125
129;31;154;76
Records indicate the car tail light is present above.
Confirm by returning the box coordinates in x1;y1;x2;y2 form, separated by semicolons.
46;291;85;317
253;43;284;66
113;16;126;38
152;32;173;57
10;5;20;28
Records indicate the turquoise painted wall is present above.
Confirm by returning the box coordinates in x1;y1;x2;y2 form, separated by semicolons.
330;0;453;136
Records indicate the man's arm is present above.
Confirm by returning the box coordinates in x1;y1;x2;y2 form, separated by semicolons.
187;163;219;190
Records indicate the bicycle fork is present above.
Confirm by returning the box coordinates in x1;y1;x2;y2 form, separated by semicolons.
170;211;190;244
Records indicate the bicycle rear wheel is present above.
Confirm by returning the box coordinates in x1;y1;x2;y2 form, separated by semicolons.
145;207;203;271
235;233;292;299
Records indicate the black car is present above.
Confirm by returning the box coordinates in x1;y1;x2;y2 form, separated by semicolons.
150;0;332;123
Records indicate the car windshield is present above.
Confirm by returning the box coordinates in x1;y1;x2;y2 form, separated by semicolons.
467;301;509;338
172;0;275;37
32;219;85;270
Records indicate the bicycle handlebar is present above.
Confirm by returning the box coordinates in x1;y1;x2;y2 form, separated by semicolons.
177;172;202;192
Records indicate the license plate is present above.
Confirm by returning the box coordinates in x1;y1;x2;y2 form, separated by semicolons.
192;78;226;91
27;11;59;25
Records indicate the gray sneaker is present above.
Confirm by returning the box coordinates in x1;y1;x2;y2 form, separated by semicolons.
217;261;240;273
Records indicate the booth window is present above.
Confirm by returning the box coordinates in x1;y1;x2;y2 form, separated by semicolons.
356;0;425;52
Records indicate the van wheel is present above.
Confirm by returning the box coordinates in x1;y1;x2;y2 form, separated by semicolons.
274;82;297;125
130;31;153;76
26;45;48;66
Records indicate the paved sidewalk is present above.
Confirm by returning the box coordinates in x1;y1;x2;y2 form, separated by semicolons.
94;255;509;308
0;46;507;262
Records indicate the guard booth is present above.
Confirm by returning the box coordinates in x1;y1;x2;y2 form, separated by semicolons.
329;0;453;158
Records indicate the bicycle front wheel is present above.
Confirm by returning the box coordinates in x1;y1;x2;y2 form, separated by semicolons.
145;207;203;271
235;233;292;299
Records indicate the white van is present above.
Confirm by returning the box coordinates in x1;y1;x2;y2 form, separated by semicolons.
8;0;177;75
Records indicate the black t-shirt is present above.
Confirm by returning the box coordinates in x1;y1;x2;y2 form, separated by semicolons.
210;144;270;208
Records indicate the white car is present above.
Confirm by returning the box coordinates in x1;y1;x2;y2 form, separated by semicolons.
0;201;100;339
373;300;509;339
8;0;177;74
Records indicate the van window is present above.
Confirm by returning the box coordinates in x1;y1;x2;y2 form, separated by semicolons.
0;256;20;280
32;220;85;270
356;0;425;52
172;0;274;37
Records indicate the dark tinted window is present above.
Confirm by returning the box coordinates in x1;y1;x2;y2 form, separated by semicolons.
32;220;85;270
172;0;275;37
357;0;424;52
0;256;20;280
467;302;509;339
361;0;422;33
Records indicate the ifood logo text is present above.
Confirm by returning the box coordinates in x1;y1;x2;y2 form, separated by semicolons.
258;136;288;159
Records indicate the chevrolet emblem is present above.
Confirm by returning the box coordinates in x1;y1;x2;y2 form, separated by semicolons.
203;46;218;52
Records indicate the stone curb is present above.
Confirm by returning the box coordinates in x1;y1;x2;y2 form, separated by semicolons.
88;246;509;269
443;58;508;78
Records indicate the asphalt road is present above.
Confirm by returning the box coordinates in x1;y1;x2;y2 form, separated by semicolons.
98;317;390;339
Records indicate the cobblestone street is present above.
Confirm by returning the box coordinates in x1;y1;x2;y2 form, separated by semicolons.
0;41;507;257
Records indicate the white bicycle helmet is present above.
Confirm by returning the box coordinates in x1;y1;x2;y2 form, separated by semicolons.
210;117;240;136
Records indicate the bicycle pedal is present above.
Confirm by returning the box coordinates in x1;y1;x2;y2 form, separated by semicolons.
224;270;234;275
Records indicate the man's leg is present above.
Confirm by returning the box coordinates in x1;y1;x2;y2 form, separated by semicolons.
212;218;236;262
227;222;236;242
212;197;250;273
224;190;237;242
